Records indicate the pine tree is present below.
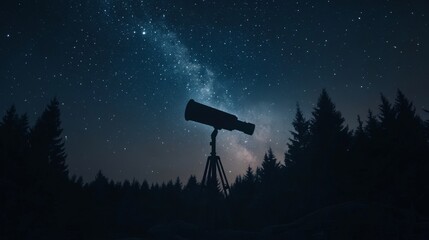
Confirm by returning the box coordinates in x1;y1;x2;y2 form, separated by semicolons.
350;113;379;200
309;89;350;162
88;170;116;237
184;175;198;192
379;94;395;133
354;110;380;200
353;115;367;161
259;148;281;184
141;180;150;193
183;175;199;221
234;166;255;199
27;98;69;238
30;98;68;179
355;115;365;140
391;90;427;207
310;89;349;143
365;110;379;139
285;104;310;168
307;89;351;205
174;177;182;192
243;166;255;184
242;166;256;200
0;105;18;127
394;90;425;144
91;170;109;195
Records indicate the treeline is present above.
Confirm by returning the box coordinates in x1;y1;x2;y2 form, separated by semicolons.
0;99;201;239
230;90;429;228
1;90;429;239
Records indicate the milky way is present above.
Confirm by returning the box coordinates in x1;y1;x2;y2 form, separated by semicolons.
139;21;275;176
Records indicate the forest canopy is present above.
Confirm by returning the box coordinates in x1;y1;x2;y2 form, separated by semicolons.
1;90;428;239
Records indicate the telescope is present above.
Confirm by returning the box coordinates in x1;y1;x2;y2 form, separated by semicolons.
185;99;255;197
185;99;255;135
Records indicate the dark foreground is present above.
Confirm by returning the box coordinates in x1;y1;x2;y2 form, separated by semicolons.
126;202;428;240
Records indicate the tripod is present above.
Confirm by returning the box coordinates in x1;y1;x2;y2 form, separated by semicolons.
201;129;230;197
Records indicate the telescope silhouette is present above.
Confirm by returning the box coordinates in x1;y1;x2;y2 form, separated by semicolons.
185;99;255;197
185;99;255;135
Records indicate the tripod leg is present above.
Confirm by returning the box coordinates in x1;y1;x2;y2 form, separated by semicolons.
215;159;228;196
209;156;217;189
216;156;230;197
217;157;230;196
203;156;218;190
201;156;210;187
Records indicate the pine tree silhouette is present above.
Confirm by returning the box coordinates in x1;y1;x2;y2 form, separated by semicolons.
379;93;396;134
363;109;381;198
259;148;281;184
253;148;283;225
243;165;255;184
307;89;351;206
285;103;310;168
391;90;427;207
355;115;365;141
31;98;68;179
184;175;198;192
365;110;379;139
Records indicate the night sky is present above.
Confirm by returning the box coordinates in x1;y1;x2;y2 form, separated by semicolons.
1;0;428;184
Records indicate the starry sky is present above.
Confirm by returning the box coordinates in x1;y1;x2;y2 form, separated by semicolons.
1;0;428;183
